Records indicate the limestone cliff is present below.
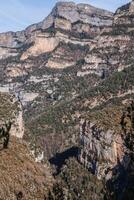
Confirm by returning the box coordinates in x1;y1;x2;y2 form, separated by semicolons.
79;119;125;180
78;0;134;77
10;102;24;139
0;93;24;139
0;2;113;61
79;101;134;190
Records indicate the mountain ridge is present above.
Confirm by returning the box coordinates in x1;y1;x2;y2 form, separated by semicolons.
0;1;113;60
0;1;113;34
0;1;133;199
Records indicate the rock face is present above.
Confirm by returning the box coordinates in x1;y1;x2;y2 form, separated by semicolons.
79;119;125;180
0;93;24;139
78;0;134;77
114;0;134;25
0;2;113;61
105;102;134;199
79;101;134;185
10;102;24;138
0;0;133;74
51;2;113;25
0;0;133;80
21;37;59;60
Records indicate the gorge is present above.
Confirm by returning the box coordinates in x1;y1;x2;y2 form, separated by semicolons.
0;0;133;199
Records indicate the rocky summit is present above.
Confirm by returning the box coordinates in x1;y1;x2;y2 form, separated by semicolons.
0;1;134;199
0;2;113;60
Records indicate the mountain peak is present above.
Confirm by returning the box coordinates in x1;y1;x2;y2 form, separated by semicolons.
115;0;134;14
50;1;113;24
55;1;76;6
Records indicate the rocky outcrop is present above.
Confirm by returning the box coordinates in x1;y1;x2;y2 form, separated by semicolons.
79;119;125;180
10;102;24;139
114;0;134;26
79;101;134;184
51;2;113;25
0;2;113;60
54;18;72;31
105;102;134;199
21;37;59;60
0;93;24;139
78;1;134;77
0;31;26;48
46;42;88;69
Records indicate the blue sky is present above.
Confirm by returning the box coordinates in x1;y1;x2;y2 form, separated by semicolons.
0;0;130;33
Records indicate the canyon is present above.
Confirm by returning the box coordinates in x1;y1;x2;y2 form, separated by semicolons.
0;0;133;199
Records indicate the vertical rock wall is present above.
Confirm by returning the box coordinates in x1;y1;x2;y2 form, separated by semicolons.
79;120;125;180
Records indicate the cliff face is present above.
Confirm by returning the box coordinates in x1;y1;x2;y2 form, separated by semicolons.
78;0;134;77
10;103;24;139
0;93;24;139
0;0;132;89
79;119;125;180
0;0;133;71
50;2;113;27
114;0;134;25
0;2;113;60
1;0;133;75
79;102;134;198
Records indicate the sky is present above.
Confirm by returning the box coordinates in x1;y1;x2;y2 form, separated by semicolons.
0;0;131;33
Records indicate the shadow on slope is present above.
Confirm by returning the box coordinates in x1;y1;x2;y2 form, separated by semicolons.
49;146;79;175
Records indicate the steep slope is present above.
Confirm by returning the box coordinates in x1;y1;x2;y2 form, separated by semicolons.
53;158;105;200
0;137;54;200
0;93;54;199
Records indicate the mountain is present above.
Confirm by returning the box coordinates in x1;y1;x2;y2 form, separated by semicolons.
0;1;133;199
0;2;113;59
1;1;134;64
